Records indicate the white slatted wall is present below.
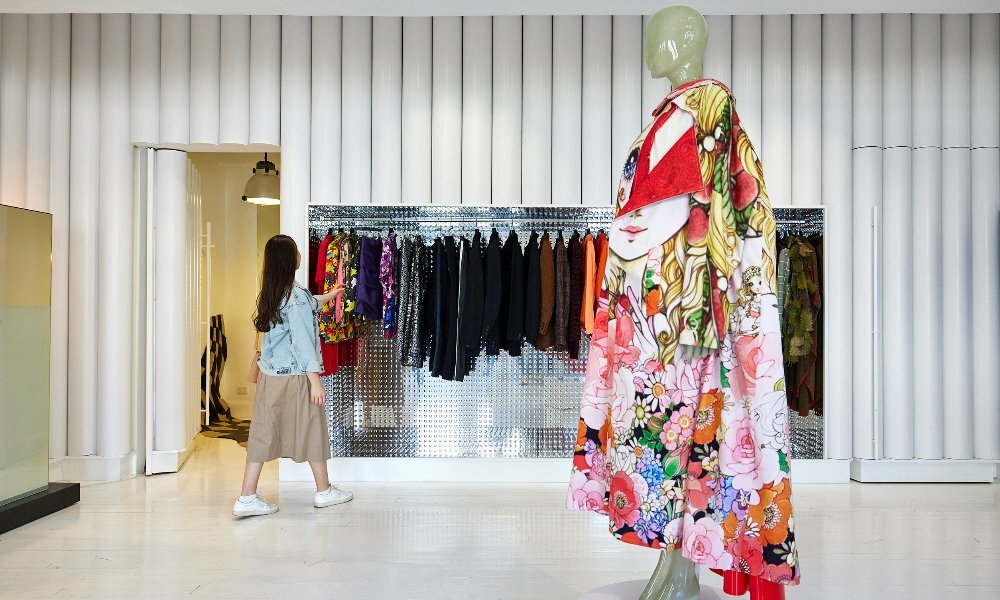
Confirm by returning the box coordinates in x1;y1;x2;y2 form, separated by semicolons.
0;13;997;469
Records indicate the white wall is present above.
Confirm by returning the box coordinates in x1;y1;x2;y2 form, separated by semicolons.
0;12;997;479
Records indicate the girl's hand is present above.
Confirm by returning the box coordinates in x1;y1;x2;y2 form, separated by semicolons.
310;382;326;406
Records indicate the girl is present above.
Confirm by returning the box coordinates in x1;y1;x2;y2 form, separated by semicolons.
233;234;353;517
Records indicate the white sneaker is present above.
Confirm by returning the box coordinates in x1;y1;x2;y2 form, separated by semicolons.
314;485;353;508
232;494;278;517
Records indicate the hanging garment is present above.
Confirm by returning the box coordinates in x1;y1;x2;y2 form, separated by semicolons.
502;231;526;357
554;232;570;353
594;231;609;308
321;342;339;376
403;239;429;368
356;236;384;321
535;232;556;351
314;233;335;296
442;236;461;380
429;238;447;377
567;232;585;360
381;232;400;338
783;236;821;417
482;229;503;356
811;237;824;415
344;231;361;313
309;235;322;295
458;231;486;377
580;233;597;334
567;79;800;587
414;240;434;367
523;232;542;346
318;234;344;344
395;236;414;361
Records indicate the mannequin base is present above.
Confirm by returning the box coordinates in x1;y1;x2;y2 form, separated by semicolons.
578;581;725;600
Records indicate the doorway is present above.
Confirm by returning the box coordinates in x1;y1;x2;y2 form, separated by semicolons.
136;149;280;475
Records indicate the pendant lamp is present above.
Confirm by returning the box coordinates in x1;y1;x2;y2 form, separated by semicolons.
241;153;280;205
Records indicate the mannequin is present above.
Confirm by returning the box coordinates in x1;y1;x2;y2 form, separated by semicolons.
639;6;705;600
571;5;797;600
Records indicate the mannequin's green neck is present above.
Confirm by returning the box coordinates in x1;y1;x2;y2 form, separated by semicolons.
666;61;704;89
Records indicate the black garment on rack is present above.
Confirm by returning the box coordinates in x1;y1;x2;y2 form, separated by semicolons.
501;231;525;356
417;240;435;367
456;235;485;381
395;236;414;362
441;236;461;381
567;232;584;360
429;238;448;378
523;231;542;346
482;229;503;356
553;232;569;353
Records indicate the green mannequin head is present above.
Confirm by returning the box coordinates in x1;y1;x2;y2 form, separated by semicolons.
644;5;708;87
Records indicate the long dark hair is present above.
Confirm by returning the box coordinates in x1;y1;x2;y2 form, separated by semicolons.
254;234;298;332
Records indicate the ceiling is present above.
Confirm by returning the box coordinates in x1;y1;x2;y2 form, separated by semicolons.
0;0;995;15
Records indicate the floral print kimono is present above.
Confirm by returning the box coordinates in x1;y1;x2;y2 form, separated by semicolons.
568;79;800;586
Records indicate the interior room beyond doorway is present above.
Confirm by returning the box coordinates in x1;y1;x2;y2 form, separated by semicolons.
191;152;280;431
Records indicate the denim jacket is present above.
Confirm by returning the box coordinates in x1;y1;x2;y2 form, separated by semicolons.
257;282;323;376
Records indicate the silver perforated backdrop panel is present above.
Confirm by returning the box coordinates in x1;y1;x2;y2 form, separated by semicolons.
310;205;826;460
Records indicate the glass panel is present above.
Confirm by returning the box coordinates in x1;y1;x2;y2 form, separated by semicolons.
0;206;52;505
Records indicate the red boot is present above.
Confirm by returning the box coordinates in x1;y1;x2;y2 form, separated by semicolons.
711;569;749;596
748;576;785;600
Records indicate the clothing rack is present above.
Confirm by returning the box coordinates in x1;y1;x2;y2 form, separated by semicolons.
307;203;826;462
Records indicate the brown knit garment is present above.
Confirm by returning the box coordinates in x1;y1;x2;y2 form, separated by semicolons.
553;233;570;353
535;232;555;351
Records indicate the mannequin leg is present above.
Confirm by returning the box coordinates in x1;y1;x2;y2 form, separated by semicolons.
638;550;701;600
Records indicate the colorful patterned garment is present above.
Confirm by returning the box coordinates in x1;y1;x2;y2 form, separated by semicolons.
319;233;358;344
343;231;360;314
568;79;800;587
381;232;399;338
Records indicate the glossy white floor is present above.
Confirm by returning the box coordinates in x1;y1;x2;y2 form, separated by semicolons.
0;437;997;600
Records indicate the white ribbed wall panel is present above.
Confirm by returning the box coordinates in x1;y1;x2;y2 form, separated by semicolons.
791;14;821;207
48;13;71;460
25;15;52;213
0;14;28;208
249;15;280;147
402;17;432;205
152;149;190;453
130;14;159;145
189;15;220;145
941;14;973;460
342;16;372;204
97;14;133;458
551;16;581;206
730;16;762;149
762;15;791;206
851;14;881;460
280;16;311;281
821;14;853;460
911;14;944;460
462;16;492;206
522;16;552;206
640;15;669;119
159;15;190;145
581;15;611;206
432;16;462;205
491;16;521;206
703;15;731;87
880;14;913;460
219;15;250;145
969;14;1000;460
311;16;342;205
67;14;100;457
610;16;641;194
372;17;403;205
